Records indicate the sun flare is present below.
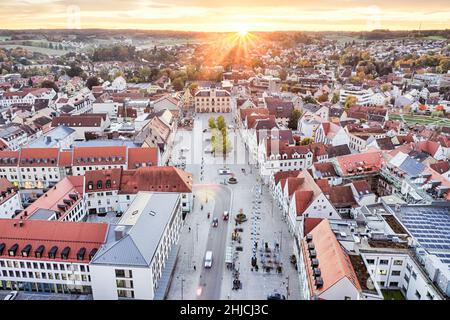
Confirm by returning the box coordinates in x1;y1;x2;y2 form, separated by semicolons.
238;27;249;37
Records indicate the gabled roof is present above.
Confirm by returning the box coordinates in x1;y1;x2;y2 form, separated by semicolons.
17;176;84;221
327;186;357;208
295;190;314;215
302;219;361;297
273;170;302;185
0;219;107;263
336;151;383;176
127;147;158;169
375;137;395;150
313;162;338;178
119;166;192;194
327;144;351;158
430;161;450;174
73;146;127;166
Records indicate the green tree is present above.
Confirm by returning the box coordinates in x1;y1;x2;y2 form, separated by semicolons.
332;92;340;104
288;109;302;130
208;117;216;129
172;77;185;91
86;76;100;90
301;137;314;145
302;96;317;104
278;69;288;81
40;80;58;92
317;93;329;103
344;95;357;110
217;115;226;131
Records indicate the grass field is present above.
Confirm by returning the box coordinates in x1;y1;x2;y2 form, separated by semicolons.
382;290;405;300
324;35;364;44
0;44;68;56
422;35;447;41
389;113;450;127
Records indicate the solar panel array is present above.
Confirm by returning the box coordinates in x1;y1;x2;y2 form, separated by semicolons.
400;207;450;266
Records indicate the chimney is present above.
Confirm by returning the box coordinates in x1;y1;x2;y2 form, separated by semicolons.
114;226;126;241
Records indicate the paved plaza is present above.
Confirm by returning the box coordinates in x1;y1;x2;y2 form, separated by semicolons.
167;113;301;300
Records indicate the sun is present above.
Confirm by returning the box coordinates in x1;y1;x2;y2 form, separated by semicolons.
238;27;249;37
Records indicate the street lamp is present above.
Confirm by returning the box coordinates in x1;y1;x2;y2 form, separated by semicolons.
180;277;186;300
196;223;199;243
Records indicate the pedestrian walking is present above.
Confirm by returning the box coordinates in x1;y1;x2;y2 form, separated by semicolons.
193;265;196;271
188;227;191;232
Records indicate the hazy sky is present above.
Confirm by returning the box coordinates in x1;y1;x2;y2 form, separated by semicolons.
1;0;449;31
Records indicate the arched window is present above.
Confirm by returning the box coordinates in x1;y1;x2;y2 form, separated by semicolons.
97;180;103;189
87;181;93;190
105;180;111;188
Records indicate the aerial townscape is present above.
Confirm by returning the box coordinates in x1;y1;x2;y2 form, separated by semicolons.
0;8;449;305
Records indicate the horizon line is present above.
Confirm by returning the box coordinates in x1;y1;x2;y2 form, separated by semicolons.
1;28;449;33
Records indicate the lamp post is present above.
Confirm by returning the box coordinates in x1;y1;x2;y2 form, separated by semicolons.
286;276;290;299
196;223;199;243
180;277;185;300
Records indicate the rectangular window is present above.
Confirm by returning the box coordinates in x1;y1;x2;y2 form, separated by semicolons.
379;259;389;265
393;260;403;266
117;290;134;299
391;270;401;276
389;282;399;287
415;290;421;299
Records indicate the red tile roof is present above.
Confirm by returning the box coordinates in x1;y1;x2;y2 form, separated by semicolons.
295;190;314;215
85;169;122;192
119;166;192;194
0;150;20;166
304;217;324;235
19;148;59;167
336;151;383;176
51;114;107;128
302;219;361;297
17;176;84;221
416;140;440;157
73;146;127;166
430;161;450;174
0;219;107;263
127;147;158;169
58;150;73;167
273;170;302;185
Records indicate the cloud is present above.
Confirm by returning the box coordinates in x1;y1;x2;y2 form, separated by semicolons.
0;0;449;30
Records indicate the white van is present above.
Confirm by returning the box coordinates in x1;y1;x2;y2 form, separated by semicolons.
204;251;213;268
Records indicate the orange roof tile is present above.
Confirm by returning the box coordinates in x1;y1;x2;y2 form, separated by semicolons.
302;219;361;297
0;219;107;263
119;166;192;194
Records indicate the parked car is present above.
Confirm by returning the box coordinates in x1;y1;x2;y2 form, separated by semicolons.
212;218;219;227
204;251;213;268
218;169;231;175
4;291;18;300
223;211;229;221
267;292;286;300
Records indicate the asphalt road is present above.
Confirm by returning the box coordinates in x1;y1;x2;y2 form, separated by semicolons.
196;184;232;300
